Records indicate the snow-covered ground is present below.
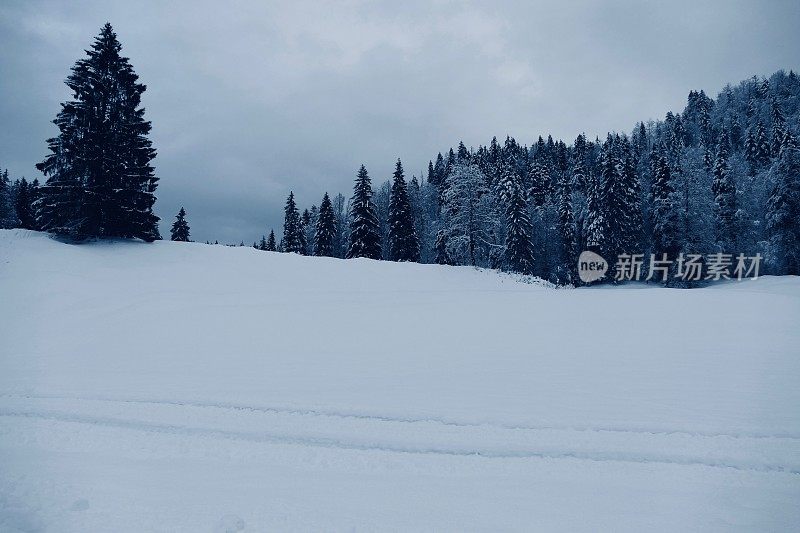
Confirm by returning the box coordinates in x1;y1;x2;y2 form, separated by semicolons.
0;229;798;532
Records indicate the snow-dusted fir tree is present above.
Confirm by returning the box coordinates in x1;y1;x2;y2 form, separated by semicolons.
258;235;267;250
332;193;349;258
771;99;787;156
170;207;190;241
266;229;277;252
0;170;16;228
748;121;771;171
556;174;577;282
712;132;737;250
282;192;305;254
650;149;680;257
314;192;336;257
346;165;381;259
595;135;641;262
36;23;160;241
616;136;643;254
500;168;535;275
14;178;36;230
583;172;605;256
387;159;420;262
526;161;550;208
766;134;800;274
302;206;317;256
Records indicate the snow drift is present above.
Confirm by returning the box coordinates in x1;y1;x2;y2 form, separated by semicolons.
0;229;798;531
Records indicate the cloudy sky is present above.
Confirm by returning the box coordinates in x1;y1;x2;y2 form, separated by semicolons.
1;0;798;243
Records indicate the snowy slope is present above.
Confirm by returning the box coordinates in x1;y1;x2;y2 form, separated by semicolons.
0;229;798;532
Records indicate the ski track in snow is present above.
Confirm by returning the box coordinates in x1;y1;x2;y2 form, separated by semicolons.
1;394;798;475
3;392;798;440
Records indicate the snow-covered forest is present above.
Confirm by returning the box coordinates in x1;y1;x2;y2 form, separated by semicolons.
269;72;800;284
1;23;799;285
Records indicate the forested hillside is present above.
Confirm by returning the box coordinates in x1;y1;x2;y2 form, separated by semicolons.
274;70;800;283
3;70;799;283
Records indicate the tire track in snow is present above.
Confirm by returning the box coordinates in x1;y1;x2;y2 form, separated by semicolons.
1;406;798;475
2;392;797;441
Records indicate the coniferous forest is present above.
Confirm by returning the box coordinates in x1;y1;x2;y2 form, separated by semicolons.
1;23;799;283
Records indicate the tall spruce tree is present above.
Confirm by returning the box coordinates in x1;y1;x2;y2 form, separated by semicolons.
314;192;336;257
0;170;16;228
766;134;800;274
501;170;535;275
266;229;277;251
14;178;36;229
557;174;577;282
35;23;160;241
712;132;737;250
650;150;680;258
387;159;420;262
584;135;643;265
346;165;381;259
282;192;305;254
169;207;190;241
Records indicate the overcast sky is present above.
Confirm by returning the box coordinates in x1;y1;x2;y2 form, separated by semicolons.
1;1;798;243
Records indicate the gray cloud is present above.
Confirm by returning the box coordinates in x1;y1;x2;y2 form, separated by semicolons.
1;0;798;243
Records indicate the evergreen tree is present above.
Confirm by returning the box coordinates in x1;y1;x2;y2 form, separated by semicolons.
771;99;787;156
501;170;535;275
14;178;36;229
258;235;267;250
526;161;549;208
266;229;277;251
616;137;643;254
753;121;771;169
712;133;737;250
169;207;190;241
314;192;336;257
346;165;381;259
282;192;305;254
650;150;680;258
584;173;605;256
593;135;641;261
557;174;577;282
387;159;420;262
0;169;16;228
766;135;800;274
35;23;160;241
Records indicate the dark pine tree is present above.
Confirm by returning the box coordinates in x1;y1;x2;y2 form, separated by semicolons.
169;207;190;241
258;235;267;251
766;134;800;274
14;178;36;230
0;169;16;228
650;150;680;258
712;132;737;250
500;168;535;275
35;23;160;241
282;192;305;254
557;174;577;282
387;159;420;262
346;165;381;260
314;192;336;257
266;229;277;251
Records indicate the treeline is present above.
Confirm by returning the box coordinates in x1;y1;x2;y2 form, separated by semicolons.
0;172;40;230
2;22;798;284
262;70;800;282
